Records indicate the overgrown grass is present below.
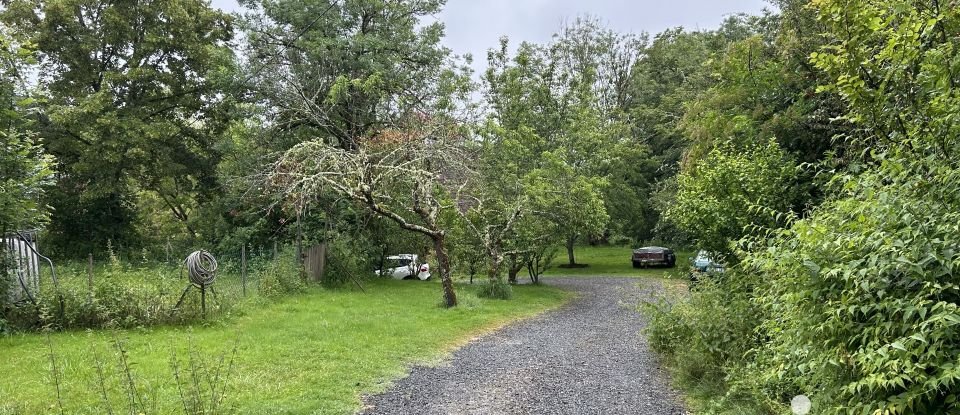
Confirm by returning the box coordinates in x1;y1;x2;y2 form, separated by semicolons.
3;250;303;332
641;273;780;415
545;245;693;277
0;279;570;414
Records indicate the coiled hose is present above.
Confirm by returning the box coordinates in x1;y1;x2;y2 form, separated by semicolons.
185;250;218;287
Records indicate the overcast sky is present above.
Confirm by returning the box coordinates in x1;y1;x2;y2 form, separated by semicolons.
212;0;772;73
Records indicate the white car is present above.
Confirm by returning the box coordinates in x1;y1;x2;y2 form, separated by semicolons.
376;254;431;280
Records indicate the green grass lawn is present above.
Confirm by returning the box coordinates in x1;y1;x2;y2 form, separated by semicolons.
0;279;570;415
544;245;694;278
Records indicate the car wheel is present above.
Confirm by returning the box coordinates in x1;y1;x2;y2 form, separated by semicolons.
632;261;641;269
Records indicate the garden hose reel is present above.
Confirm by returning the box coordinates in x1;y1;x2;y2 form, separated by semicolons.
174;250;219;317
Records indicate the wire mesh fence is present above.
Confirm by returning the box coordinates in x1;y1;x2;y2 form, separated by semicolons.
2;242;306;331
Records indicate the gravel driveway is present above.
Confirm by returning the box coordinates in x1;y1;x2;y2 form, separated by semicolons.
360;277;687;415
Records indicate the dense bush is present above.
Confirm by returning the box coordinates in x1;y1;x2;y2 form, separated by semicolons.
748;162;960;413
2;263;221;330
0;248;316;331
644;272;777;414
665;138;798;260
476;280;513;300
650;163;960;414
257;252;306;298
647;1;960;414
321;238;374;287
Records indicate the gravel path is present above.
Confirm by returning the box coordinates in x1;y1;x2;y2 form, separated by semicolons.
360;277;687;415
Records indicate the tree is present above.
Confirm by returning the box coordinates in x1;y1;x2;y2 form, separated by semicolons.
482;34;613;266
624;16;771;242
238;0;472;271
269;119;467;307
1;0;237;256
240;0;462;151
524;152;608;266
456;198;525;288
677;6;850;218
550;15;645;118
0;31;55;235
666;138;796;259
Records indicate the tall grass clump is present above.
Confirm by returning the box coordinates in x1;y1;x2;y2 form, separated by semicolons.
476;280;513;300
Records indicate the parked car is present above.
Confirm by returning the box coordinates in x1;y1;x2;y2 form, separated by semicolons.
691;250;725;274
375;254;431;280
632;246;676;268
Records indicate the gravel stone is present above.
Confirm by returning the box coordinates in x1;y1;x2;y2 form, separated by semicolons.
360;277;688;415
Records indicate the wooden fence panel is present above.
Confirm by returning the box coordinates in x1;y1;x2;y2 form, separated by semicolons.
304;243;327;282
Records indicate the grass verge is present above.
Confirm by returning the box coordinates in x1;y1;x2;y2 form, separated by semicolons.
545;246;693;278
0;279;570;414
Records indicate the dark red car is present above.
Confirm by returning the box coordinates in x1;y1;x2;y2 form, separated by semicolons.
632;246;676;268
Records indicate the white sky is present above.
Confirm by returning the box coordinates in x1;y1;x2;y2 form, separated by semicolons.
213;0;772;75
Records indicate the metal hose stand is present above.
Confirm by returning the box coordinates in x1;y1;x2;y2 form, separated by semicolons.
174;250;218;318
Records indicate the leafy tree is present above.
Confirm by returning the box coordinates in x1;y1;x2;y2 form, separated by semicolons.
678;5;850;218
456;198;525;292
626;26;726;188
665;138;796;259
524;152;608;266
456;120;564;286
268;119;469;307
240;0;465;151
548;17;657;245
550;15;645;118
237;0;472;272
482;33;613;266
624;16;772;242
0;31;55;235
1;0;237;256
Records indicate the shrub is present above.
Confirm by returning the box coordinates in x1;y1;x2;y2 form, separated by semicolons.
256;253;305;298
476;280;513;300
648;160;960;414
322;238;372;287
665;138;798;259
741;163;960;414
643;272;775;413
1;261;239;332
31;265;214;330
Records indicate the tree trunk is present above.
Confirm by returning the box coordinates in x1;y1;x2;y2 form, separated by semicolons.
432;233;457;308
487;254;502;283
378;245;388;277
566;235;577;266
508;267;520;284
507;254;522;284
468;259;477;284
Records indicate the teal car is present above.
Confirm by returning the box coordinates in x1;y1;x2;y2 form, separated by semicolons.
692;251;724;273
